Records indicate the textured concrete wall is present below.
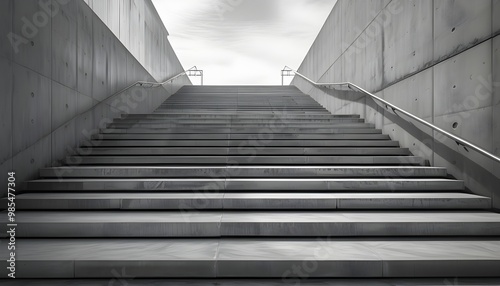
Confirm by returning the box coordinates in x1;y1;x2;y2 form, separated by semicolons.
292;0;500;208
0;0;190;196
83;0;182;83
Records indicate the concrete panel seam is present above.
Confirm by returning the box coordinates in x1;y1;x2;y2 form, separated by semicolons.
370;31;500;96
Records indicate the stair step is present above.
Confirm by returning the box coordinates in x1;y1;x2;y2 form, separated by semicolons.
106;123;375;128
92;134;392;140
1;239;499;278
156;109;329;112
3;211;500;237
122;114;361;119
25;178;463;191
90;140;400;147
65;155;424;165
153;112;333;116
79;147;411;156
113;118;366;123
153;109;330;112
100;128;382;134
5;192;490;210
39;166;448;178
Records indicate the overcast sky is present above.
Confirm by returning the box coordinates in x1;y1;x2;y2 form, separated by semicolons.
152;0;337;85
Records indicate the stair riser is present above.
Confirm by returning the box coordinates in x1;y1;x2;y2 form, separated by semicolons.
154;110;330;113
3;244;499;279
26;180;463;191
106;124;375;129
123;115;360;119
90;141;400;147
113;119;365;123
4;260;500;278
79;148;411;156
92;134;391;140
3;222;499;237
39;167;447;178
5;197;490;210
64;156;424;165
100;128;382;134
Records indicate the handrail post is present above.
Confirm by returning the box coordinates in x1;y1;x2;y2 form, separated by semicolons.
281;67;294;86
186;67;204;86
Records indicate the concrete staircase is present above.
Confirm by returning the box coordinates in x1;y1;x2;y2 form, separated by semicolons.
2;85;500;279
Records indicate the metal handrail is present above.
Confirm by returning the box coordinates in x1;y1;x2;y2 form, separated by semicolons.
111;66;202;97
283;66;500;164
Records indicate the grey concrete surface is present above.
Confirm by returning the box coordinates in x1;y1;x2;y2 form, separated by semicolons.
24;178;463;192
292;0;500;209
89;139;401;147
0;0;191;197
77;147;411;156
1;239;500;278
3;192;490;210
3;85;497;279
15;210;500;237
37;166;449;178
0;0;13;61
84;0;178;84
0;57;12;164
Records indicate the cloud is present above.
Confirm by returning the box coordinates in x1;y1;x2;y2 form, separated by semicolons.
212;0;281;23
152;0;337;85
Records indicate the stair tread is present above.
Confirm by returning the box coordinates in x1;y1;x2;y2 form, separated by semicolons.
9;192;486;200
3;211;499;237
90;141;401;147
38;166;448;177
7;192;489;210
29;178;462;182
64;156;425;166
3;239;500;260
25;178;464;192
5;211;500;223
40;166;445;169
94;134;391;139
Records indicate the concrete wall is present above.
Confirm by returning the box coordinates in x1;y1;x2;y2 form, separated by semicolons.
83;0;181;83
292;0;500;208
0;0;190;197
